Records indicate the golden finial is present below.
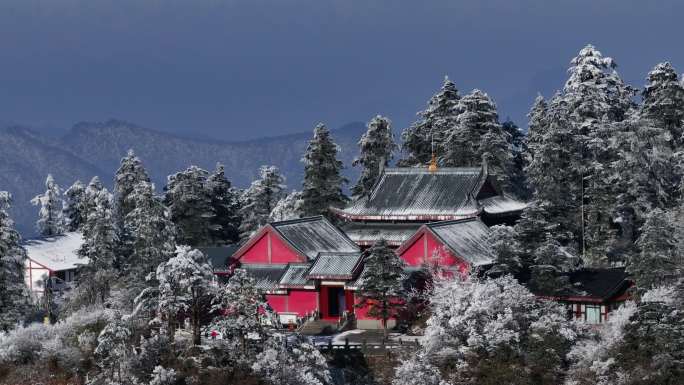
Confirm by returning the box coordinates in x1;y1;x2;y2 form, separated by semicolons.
428;153;438;172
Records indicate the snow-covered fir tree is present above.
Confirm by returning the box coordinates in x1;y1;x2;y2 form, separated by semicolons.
526;94;548;159
239;165;286;238
486;224;524;277
502;119;530;198
252;335;333;385
211;268;266;343
528;238;580;295
164;166;215;246
31;174;64;236
206;164;242;245
73;188;118;307
301;123;347;219
392;357;443;385
411;275;580;385
399;76;460;167
62;180;86;232
356;239;405;336
628;209;680;294
352;115;397;198
442;89;512;185
92;313;133;384
269;190;303;222
113;149;151;225
83;176;105;222
125;181;176;282
0;191;30;331
641;62;684;140
155;246;215;345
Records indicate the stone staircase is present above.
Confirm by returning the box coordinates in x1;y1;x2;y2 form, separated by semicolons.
298;319;339;335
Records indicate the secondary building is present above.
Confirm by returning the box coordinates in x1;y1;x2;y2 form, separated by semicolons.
22;232;85;299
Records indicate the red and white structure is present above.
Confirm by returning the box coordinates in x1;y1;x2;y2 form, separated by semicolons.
22;232;85;298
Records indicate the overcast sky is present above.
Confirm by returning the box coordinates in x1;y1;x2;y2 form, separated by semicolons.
1;0;683;141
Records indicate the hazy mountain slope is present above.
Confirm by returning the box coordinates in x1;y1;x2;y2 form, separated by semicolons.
1;120;366;236
0;126;106;235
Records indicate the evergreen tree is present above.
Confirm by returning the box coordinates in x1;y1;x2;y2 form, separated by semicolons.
30;174;64;236
526;94;548;159
74;188;118;306
164;166;215;246
206;164;241;245
155;246;215;345
528;238;579;295
84;176;105;222
442;89;512;188
239;165;286;238
212;268;267;343
486;225;523;277
628;209;680;294
114;149;150;225
399;76;460;166
269;190;303;222
62;180;86;232
352;115;396;198
641;62;684;140
126;181;176;282
301;123;348;219
502;119;530;198
356;239;405;337
0;192;29;331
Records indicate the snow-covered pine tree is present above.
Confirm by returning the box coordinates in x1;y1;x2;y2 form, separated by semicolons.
83;176;104;221
206;164;242;245
155;246;215;344
93;313;133;383
399;76;460;167
269;190;303;222
62;180;86;232
114;149;151;225
352;115;397;198
125;181;176;282
164;166;215;246
74;188;118;306
31;174;64;236
526;94;548;160
356;239;405;337
528;238;580;295
212;268;266;344
252;335;333;385
641;62;684;141
442;90;512;187
0;191;30;331
628;209;680;294
301;123;348;219
486;224;524;277
239;165;286;239
502;119;530;198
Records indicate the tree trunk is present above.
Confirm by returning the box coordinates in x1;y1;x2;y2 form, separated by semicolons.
192;310;201;345
167;316;176;343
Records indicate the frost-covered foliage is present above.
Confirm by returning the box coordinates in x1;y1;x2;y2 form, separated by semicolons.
415;275;580;385
0;306;109;374
212;268;266;342
503;119;530;199
72;187;117;309
239;165;286;238
63;180;86;232
0;191;30;331
31;174;64;236
114;149;151;226
301;123;348;219
155;246;215;345
149;365;177;385
206;163;242;245
125;181;176;283
442;89;512;186
252;335;332;385
92;312;133;384
269;190;303;222
400;76;460;167
628;209;680;293
164;165;216;246
486;224;523;277
352;115;397;198
529;238;580;294
357;239;405;336
392;356;443;385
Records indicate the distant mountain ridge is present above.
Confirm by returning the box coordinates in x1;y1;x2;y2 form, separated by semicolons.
0;120;367;236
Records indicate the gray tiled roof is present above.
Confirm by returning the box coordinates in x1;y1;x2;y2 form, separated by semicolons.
279;263;314;288
241;264;288;290
271;216;359;260
480;195;527;215
426;218;495;266
197;245;239;271
308;252;363;279
335;167;484;219
342;222;422;246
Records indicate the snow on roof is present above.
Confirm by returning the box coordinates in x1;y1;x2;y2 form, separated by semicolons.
308;252;363;279
341;222;421;246
334;167;484;220
197;245;239;271
22;232;86;271
271;216;359;260
241;264;288;290
481;195;527;215
279;263;314;288
426;218;495;266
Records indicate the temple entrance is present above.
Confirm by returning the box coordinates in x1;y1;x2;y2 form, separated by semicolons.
327;287;345;317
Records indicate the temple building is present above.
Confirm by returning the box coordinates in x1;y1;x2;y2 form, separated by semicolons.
332;162;526;248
